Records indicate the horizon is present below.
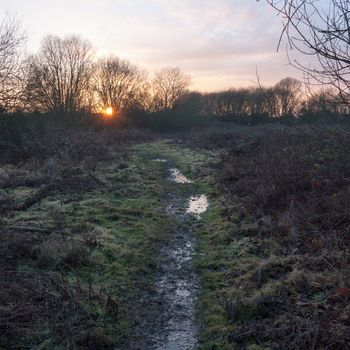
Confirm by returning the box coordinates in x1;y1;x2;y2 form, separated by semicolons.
0;0;312;92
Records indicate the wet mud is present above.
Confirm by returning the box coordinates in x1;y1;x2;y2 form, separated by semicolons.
127;161;208;350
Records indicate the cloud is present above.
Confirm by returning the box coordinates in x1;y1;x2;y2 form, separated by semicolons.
4;0;305;90
104;0;302;89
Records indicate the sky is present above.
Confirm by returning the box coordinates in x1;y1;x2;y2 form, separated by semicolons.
0;0;312;91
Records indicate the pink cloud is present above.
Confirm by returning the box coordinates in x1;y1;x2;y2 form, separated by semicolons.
2;0;308;90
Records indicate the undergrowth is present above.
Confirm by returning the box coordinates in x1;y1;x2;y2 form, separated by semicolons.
189;125;350;349
0;128;172;349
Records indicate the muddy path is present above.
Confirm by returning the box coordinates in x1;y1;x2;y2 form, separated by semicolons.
128;158;208;350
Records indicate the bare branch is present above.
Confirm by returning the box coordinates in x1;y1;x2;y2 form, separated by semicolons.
266;0;350;105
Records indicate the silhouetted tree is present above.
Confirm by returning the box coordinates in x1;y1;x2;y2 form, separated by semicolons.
274;77;302;118
93;56;148;114
227;89;246;116
151;67;191;112
301;89;335;114
203;88;272;119
267;0;350;104
25;35;92;113
203;89;253;118
201;79;303;121
0;14;25;112
300;88;350;118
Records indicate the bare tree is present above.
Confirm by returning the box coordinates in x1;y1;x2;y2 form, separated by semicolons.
203;88;273;118
266;0;350;104
151;67;191;112
25;35;93;113
274;77;302;118
0;13;25;112
93;56;148;114
214;89;249;117
201;80;303;120
301;88;337;114
261;87;279;117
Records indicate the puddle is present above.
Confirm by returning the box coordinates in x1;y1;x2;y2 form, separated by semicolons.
131;163;208;350
186;195;209;218
154;231;198;350
169;168;192;184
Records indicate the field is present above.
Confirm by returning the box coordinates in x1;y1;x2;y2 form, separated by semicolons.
1;123;350;349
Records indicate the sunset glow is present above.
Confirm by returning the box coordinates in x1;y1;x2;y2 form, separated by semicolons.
1;0;322;89
104;106;114;117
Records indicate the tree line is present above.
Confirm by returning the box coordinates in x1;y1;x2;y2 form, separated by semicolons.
0;16;191;115
0;13;347;123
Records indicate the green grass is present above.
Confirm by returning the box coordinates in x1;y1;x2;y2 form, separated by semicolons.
5;143;177;348
134;140;237;348
130;140;240;347
140;140;286;350
133;140;238;348
2;136;292;349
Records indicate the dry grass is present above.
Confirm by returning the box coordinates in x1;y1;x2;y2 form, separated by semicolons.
0;126;155;349
0;271;119;349
193;125;350;349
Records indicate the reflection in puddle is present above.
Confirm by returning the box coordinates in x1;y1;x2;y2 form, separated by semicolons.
169;168;193;184
187;195;209;219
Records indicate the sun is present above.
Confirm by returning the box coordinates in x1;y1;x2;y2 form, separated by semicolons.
104;106;114;117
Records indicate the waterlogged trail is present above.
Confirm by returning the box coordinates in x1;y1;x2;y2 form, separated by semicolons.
130;155;208;350
152;164;208;350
